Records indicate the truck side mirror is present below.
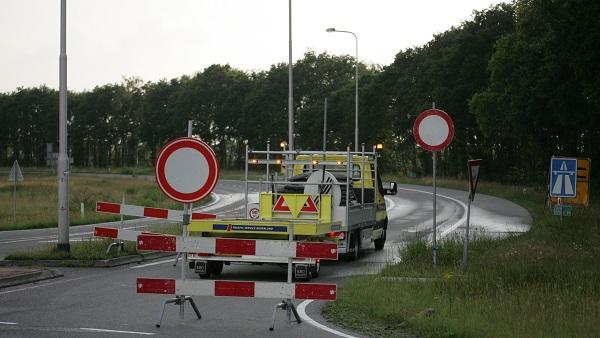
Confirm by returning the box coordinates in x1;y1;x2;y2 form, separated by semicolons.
382;181;398;195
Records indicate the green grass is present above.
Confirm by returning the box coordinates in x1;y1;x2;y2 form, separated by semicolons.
0;166;273;230
324;178;600;338
0;172;204;230
5;238;138;261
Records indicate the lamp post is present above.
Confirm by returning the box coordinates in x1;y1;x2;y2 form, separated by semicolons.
57;0;70;252
288;0;294;153
326;27;358;152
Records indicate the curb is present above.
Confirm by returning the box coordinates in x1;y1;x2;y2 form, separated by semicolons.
0;252;174;268
0;268;63;289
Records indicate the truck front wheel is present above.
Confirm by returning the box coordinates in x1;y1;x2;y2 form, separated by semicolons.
374;219;388;250
374;227;386;250
347;232;360;261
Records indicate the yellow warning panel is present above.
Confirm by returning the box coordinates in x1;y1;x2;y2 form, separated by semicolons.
550;158;591;206
259;193;331;221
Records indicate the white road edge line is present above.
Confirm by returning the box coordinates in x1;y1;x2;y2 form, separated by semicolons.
80;328;155;335
384;196;396;210
130;258;173;269
0;236;55;244
0;321;18;325
297;300;358;338
396;187;468;239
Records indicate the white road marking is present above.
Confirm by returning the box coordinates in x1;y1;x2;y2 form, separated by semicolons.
384;196;396;210
297;300;358;338
0;321;18;325
0;235;57;244
39;238;88;243
80;328;155;335
130;258;173;269
396;187;468;239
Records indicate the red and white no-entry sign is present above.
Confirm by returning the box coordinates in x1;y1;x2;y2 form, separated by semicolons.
155;137;219;203
413;108;454;152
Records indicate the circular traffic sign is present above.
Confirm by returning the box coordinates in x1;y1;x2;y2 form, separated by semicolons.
248;208;260;219
412;108;454;152
155;137;219;203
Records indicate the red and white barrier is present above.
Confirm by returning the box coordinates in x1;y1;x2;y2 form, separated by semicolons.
96;201;216;222
137;234;338;260
95;226;143;241
94;226;173;242
137;278;336;301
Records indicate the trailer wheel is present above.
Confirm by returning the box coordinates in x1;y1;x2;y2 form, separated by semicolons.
211;261;224;276
198;261;224;279
310;261;320;278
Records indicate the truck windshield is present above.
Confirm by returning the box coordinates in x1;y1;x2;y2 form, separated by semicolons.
302;164;361;178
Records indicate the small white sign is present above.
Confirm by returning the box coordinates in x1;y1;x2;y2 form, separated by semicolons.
8;160;24;182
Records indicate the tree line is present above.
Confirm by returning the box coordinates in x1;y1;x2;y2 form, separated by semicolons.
1;0;598;185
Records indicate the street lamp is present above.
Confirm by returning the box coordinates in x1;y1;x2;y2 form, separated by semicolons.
58;0;70;252
326;27;359;152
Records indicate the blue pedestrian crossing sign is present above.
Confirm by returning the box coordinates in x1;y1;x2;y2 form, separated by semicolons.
549;157;577;198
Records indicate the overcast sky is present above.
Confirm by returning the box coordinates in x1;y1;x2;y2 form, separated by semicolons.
0;0;505;93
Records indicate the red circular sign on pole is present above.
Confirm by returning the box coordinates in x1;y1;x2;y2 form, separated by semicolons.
155;137;219;203
413;108;455;152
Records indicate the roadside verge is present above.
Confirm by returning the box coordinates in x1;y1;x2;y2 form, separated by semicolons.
0;252;174;289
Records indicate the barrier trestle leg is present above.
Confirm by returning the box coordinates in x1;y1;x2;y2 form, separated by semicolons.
172;252;182;267
156;295;201;328
269;298;301;331
105;241;123;255
269;221;303;331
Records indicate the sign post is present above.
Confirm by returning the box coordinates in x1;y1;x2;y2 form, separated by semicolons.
462;159;481;270
413;106;454;268
549;157;577;225
154;126;219;321
8;160;24;222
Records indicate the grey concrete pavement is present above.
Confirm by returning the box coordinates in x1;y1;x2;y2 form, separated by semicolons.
0;181;531;338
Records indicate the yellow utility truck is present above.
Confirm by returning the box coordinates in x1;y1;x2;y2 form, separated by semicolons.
187;146;397;280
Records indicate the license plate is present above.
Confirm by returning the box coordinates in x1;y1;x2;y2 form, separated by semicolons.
194;262;207;274
294;265;308;279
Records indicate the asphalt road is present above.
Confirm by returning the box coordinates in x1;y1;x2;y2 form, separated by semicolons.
0;181;531;338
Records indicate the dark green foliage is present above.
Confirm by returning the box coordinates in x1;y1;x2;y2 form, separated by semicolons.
1;1;598;186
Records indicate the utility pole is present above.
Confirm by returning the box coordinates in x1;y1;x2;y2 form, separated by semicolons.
323;98;328;152
57;0;70;252
287;0;294;152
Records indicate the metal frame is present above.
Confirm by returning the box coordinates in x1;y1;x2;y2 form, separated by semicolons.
155;295;201;328
243;142;380;253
